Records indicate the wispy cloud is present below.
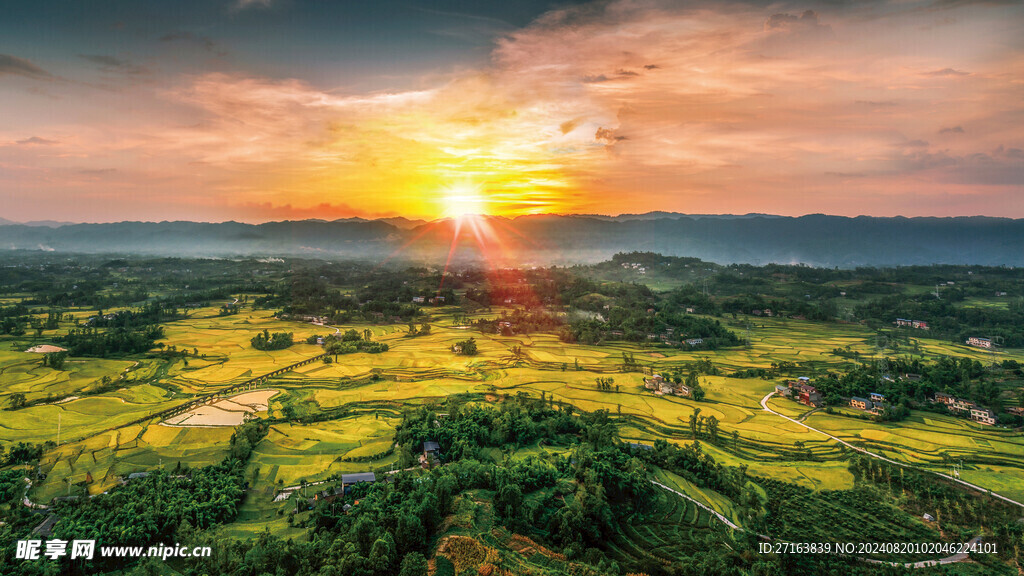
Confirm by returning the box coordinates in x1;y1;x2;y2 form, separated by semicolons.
0;54;52;79
159;31;217;52
232;0;271;12
78;54;148;75
15;136;58;145
4;0;1024;221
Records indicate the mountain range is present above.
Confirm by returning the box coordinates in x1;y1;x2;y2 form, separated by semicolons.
1;213;1021;267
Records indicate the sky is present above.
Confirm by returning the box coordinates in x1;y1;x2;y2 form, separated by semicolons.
1;0;1022;223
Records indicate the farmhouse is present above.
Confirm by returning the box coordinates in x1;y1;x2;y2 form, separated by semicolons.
775;384;792;397
966;337;993;349
31;513;60;537
1006;406;1024;416
934;392;955;405
798;384;822;407
644;374;664;390
950;398;975;413
870;392;885;404
970;407;997;425
429;296;446;305
412;296;425;303
850;397;873;411
684;338;703;346
341;472;377;492
423;441;440;460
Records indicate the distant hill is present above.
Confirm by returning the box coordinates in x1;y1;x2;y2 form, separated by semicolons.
0;214;1021;267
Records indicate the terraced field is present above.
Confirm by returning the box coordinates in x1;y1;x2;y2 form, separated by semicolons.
4;301;1024;529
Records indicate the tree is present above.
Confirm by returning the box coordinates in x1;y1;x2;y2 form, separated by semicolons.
8;392;27;410
706;415;719;442
398;552;428;576
452;337;477;355
42;351;67;370
369;532;396;575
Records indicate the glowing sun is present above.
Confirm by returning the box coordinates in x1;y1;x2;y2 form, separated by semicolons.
441;184;489;218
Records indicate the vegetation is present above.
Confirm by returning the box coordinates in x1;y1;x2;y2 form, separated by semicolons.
1;252;1023;575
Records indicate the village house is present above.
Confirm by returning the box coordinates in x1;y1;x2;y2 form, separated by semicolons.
31;514;60;538
429;296;446;305
423;441;440;460
850;397;873;411
869;392;885;404
895;318;929;329
966;336;993;349
412;296;425;303
1006;406;1024;416
341;472;376;493
798;384;822;407
643;374;689;396
970;407;997;425
685;338;703;346
775;384;792;397
950;398;975;413
934;392;955;405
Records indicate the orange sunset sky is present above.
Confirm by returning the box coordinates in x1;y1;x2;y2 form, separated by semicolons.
1;0;1022;222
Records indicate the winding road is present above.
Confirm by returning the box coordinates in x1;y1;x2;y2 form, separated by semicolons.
759;392;1024;509
652;479;986;569
647;394;1022;569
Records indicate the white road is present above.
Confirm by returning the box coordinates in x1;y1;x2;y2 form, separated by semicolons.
759;392;1024;509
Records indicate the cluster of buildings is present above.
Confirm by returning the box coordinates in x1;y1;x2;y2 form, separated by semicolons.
620;262;647;275
894;318;929;330
775;377;822;407
411;296;446;304
933;393;997;425
643;374;691;397
849;392;888;415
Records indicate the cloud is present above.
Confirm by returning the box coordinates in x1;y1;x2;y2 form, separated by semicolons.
78;54;148;75
0;54;52;79
15;136;58;146
160;31;217;52
764;10;831;33
234;202;383;222
233;0;271;12
923;67;970;76
8;0;1024;221
560;118;583;135
595;127;626;145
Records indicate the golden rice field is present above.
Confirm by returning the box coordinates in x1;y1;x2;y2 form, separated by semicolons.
2;303;1023;508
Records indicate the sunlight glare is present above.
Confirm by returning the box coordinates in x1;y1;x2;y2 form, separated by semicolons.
441;184;489;218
